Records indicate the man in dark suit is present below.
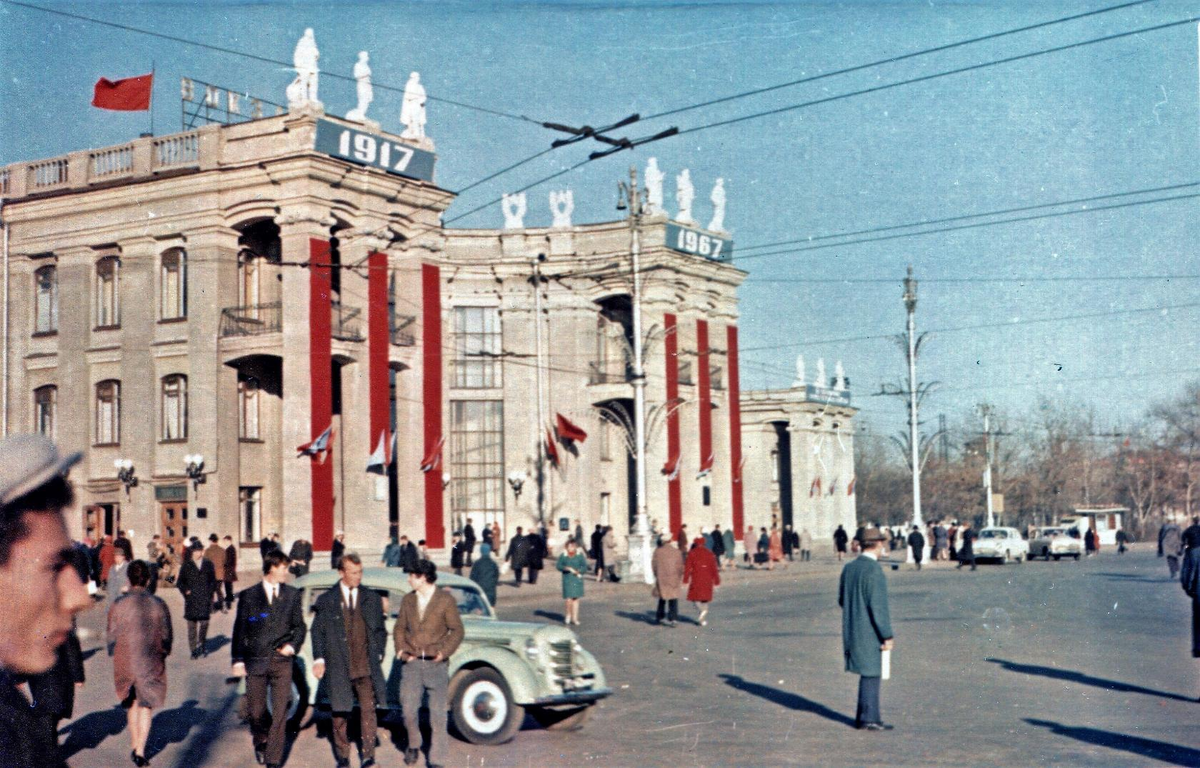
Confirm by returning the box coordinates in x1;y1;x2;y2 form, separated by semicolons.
397;535;419;572
312;553;386;767
232;550;306;768
838;527;895;731
331;531;346;570
223;535;238;609
505;526;529;586
178;542;217;658
462;518;476;566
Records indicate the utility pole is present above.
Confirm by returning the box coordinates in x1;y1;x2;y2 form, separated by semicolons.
619;165;654;584
981;404;994;528
903;266;923;529
532;254;548;525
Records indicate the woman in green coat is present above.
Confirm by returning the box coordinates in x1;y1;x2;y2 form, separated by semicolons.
556;539;588;625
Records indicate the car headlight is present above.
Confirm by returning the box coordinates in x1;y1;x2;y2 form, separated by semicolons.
523;637;541;660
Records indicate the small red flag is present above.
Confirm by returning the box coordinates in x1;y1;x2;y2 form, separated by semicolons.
545;429;560;467
555;413;588;443
92;74;153;111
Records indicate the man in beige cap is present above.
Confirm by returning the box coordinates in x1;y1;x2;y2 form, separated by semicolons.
0;434;91;766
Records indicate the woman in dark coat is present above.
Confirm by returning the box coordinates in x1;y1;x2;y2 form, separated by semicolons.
108;561;172;767
470;543;500;607
176;544;216;658
684;537;720;626
525;531;546;584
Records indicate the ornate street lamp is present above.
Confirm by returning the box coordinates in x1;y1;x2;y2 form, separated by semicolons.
114;458;137;495
507;469;527;500
184;454;206;491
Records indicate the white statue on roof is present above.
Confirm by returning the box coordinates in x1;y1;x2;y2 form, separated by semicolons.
291;28;320;105
708;178;726;232
550;190;574;228
793;355;807;388
502;193;527;229
834;360;846;391
400;72;427;140
645;158;665;215
675;169;695;225
346;51;373;122
815;358;827;389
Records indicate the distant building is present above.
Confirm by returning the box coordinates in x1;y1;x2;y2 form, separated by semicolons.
0;104;852;562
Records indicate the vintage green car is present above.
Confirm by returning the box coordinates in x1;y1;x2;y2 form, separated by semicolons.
280;567;611;744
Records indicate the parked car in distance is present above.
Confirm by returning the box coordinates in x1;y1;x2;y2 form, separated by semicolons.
1028;526;1083;561
279;568;611;745
972;527;1029;563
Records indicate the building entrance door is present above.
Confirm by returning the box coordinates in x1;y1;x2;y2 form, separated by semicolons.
160;503;188;556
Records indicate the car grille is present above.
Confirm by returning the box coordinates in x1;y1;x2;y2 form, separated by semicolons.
547;640;574;681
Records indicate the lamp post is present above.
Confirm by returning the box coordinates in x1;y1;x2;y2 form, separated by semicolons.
507;469;527;500
114;458;137;495
184;454;205;491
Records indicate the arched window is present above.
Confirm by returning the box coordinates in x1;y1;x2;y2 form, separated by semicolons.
34;385;56;438
34;265;57;334
160;249;187;320
161;374;187;441
239;375;260;440
95;255;120;328
95;380;120;445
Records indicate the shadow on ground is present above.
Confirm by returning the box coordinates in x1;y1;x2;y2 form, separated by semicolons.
60;704;127;758
1024;718;1200;767
718;674;855;727
987;658;1193;703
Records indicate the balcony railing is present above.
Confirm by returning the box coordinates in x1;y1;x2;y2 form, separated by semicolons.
219;302;282;337
588;360;632;385
90;145;134;179
390;313;416;346
711;365;725;390
28;158;68;190
678;360;695;386
331;301;363;342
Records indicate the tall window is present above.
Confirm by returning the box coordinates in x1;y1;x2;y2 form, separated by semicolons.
453;307;502;388
161;374;187;440
34;265;57;334
95;380;120;445
450;401;504;531
239;375;260;440
34;386;56;438
239;486;262;544
95;256;120;328
160;249;187;319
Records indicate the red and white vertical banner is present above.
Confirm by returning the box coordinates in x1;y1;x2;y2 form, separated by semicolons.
727;325;744;533
367;251;390;469
421;264;446;549
697;320;713;476
664;313;682;534
309;239;334;551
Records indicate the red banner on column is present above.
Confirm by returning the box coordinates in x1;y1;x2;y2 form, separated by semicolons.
309;239;334;551
727;325;744;534
697;320;713;476
664;314;682;535
422;264;446;549
367;252;390;472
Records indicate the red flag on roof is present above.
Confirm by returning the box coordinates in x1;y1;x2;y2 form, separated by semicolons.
555;413;588;443
92;74;153;111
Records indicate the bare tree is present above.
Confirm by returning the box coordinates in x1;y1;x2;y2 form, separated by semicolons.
1151;381;1200;516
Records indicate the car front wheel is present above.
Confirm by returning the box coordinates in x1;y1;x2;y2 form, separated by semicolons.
450;667;524;745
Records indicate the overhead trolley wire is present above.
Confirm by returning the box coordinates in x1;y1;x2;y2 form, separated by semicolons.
643;0;1158;121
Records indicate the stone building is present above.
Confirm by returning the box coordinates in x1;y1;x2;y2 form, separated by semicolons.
0;105;816;564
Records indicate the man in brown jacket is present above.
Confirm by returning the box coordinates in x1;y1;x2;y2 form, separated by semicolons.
203;534;228;613
394;559;464;768
652;535;685;627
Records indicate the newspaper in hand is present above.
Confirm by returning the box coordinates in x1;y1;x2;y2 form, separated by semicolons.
881;649;891;680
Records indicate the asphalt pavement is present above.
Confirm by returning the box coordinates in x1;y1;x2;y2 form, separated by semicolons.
60;543;1200;767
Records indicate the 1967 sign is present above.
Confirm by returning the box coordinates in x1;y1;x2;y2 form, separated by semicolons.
665;222;733;262
313;119;436;182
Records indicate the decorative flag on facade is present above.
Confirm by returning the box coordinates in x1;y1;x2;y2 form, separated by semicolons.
733;454;747;484
828;477;839;496
555;413;588;444
809;477;822;497
696;451;714;480
297;425;334;461
366;429;390;474
420;435;444;473
545;429;560;467
662;451;681;482
847;476;856;496
92;74;154;111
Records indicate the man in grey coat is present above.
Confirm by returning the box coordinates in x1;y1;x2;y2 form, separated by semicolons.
1160;520;1184;579
311;553;386;768
838;527;895;731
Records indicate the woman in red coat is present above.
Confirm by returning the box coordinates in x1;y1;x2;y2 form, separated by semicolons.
684;537;720;626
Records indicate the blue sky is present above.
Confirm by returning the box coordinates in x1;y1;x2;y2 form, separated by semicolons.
3;0;1198;444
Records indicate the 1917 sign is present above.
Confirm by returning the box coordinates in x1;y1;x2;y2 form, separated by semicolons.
805;384;851;407
314;119;436;182
665;222;733;262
